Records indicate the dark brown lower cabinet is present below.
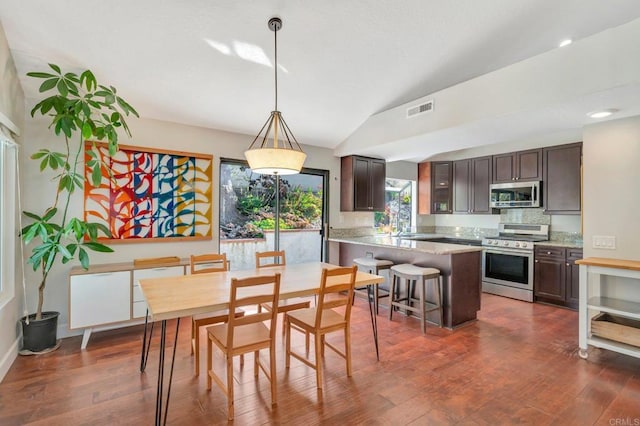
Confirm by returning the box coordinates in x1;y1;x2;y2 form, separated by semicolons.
565;249;582;309
534;246;583;310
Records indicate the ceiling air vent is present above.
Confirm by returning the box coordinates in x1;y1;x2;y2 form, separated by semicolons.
406;100;434;118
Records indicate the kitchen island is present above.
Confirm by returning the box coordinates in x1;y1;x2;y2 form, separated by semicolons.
328;235;483;329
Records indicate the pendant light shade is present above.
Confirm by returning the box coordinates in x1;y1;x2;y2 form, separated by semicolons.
244;17;306;175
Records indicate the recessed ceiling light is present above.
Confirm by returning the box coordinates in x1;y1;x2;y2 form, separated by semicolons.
559;39;572;47
587;109;618;119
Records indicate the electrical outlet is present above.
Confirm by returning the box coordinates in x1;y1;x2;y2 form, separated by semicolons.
365;251;374;258
592;235;616;250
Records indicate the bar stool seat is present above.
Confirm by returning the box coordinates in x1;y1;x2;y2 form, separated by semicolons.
388;263;443;334
353;258;394;314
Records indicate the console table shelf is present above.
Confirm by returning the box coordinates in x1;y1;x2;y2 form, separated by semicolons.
577;257;640;360
587;296;640;319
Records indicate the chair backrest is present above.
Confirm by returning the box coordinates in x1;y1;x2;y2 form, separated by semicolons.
315;265;358;328
255;250;286;269
190;253;228;274
226;273;281;348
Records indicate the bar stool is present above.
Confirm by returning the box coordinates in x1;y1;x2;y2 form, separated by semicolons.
388;264;443;334
352;257;394;314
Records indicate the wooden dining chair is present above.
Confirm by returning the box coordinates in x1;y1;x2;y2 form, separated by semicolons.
255;250;311;348
190;253;244;376
206;273;281;421
285;265;357;391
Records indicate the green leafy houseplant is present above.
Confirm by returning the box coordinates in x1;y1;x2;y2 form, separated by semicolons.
21;64;138;322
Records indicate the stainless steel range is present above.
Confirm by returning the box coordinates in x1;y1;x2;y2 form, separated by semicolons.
481;224;549;302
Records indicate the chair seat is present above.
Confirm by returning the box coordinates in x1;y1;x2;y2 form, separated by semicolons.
391;263;440;278
287;307;347;330
353;258;394;268
208;322;271;350
261;298;311;313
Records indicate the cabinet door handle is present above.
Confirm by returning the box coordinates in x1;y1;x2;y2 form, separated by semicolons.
566;263;570;266
547;251;551;255
535;260;539;263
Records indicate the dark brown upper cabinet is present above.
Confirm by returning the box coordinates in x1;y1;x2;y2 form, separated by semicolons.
453;156;493;214
492;148;542;183
543;142;582;215
340;155;386;212
453;159;471;214
417;161;452;214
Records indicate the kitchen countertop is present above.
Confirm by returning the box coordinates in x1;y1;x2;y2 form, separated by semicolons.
534;240;583;249
330;233;583;251
328;235;484;255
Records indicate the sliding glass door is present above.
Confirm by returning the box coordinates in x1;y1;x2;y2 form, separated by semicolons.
219;159;327;270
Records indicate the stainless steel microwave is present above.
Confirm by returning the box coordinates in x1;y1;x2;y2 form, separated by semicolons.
490;181;541;208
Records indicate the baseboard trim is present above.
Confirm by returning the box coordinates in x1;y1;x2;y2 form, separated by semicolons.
0;337;20;383
57;323;82;339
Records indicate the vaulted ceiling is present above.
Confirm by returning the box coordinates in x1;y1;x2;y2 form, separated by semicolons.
2;1;640;161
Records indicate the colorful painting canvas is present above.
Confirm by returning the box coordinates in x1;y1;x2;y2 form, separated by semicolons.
84;142;213;242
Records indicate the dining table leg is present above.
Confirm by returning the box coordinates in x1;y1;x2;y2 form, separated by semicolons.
367;284;380;360
140;309;155;372
149;318;180;426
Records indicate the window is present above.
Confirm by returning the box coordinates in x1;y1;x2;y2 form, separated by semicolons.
0;130;17;307
219;159;327;270
374;178;416;234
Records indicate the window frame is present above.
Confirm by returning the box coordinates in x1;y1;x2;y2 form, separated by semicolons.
0;132;17;309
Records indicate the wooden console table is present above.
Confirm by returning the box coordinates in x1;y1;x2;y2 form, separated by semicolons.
577;257;640;359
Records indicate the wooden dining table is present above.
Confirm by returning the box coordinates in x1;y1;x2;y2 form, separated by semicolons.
138;261;384;426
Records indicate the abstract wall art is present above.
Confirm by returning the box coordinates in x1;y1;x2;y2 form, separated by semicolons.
84;141;213;242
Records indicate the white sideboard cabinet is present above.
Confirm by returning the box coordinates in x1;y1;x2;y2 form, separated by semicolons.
69;259;188;349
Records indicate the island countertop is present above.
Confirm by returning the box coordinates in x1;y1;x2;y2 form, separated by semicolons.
328;235;484;255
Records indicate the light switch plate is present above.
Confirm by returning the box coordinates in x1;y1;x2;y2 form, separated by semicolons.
592;235;616;249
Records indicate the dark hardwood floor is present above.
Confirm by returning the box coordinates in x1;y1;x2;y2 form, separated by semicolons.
1;294;639;425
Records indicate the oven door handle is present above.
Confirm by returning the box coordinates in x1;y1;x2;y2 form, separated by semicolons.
483;248;533;256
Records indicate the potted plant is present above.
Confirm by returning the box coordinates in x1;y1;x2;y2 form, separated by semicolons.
20;64;138;352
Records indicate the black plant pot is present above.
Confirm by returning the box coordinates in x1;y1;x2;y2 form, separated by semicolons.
20;311;59;352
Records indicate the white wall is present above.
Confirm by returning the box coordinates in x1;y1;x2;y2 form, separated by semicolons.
21;115;340;337
583;115;640;258
0;20;25;381
583;115;640;299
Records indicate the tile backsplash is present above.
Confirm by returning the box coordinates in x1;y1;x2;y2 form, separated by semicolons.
500;208;550;225
331;208;582;245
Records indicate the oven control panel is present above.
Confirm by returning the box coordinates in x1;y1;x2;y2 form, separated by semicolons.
482;239;532;250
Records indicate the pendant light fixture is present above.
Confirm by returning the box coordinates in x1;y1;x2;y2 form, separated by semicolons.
244;17;306;175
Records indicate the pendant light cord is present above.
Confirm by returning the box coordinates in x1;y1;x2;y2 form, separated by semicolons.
274;26;278;111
